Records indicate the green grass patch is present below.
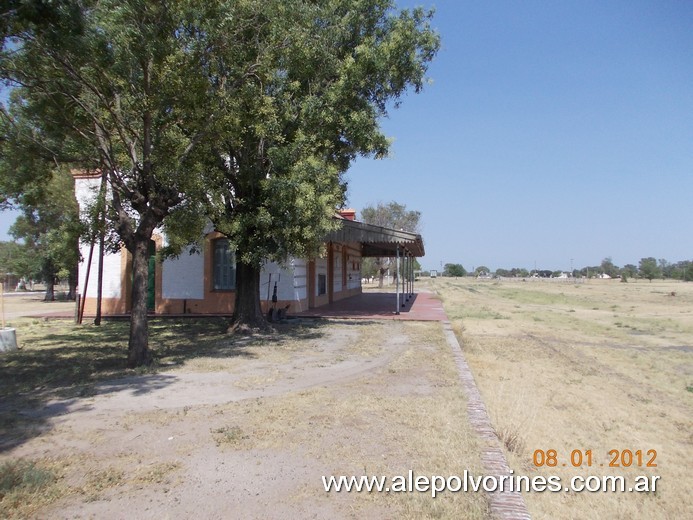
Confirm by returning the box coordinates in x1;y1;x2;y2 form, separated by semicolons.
212;425;247;446
450;306;508;320
0;459;59;516
491;287;581;307
0;459;55;495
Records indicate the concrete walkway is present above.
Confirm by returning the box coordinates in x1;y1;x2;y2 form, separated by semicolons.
294;289;448;321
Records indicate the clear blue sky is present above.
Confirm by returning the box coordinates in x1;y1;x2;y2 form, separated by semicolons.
1;1;691;273
345;0;693;272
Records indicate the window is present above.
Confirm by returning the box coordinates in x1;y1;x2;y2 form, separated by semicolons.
317;274;327;295
213;239;235;290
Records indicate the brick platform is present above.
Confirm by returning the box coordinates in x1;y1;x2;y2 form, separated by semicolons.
293;289;447;321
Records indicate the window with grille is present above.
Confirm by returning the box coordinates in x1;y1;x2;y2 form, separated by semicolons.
213;239;236;290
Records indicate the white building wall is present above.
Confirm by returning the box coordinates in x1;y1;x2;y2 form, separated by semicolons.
347;261;361;290
74;172;359;311
260;261;297;302
162;247;204;299
345;245;362;291
315;257;327;296
78;244;122;298
75;176;122;299
292;258;308;301
74;175;101;213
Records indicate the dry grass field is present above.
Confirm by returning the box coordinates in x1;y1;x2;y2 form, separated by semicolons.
431;277;692;519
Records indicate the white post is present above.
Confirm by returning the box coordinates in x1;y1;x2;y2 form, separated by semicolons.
404;251;410;301
410;255;414;297
403;251;408;307
396;246;400;315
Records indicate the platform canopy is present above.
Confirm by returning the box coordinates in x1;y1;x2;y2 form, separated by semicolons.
326;218;425;257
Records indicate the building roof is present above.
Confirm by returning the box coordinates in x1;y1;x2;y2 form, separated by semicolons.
326;217;425;257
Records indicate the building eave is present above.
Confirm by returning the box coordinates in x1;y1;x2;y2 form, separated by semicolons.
326;217;425;257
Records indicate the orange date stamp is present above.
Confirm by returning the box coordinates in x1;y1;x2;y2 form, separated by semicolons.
533;449;658;468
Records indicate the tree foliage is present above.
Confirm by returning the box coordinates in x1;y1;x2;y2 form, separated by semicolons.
474;265;490;276
189;3;438;329
361;201;422;234
638;257;660;281
495;267;530;278
1;0;225;365
0;240;36;282
621;264;638;279
443;263;466;277
0;106;81;300
601;257;618;278
491;259;690;281
360;200;423;287
2;0;439;361
8;168;80;300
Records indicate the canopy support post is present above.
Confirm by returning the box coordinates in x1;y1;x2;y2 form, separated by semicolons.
395;245;400;315
403;251;411;301
410;254;414;297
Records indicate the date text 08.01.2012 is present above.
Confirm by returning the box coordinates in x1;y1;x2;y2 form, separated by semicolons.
532;449;657;468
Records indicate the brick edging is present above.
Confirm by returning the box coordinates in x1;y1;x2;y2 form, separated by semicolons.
442;320;531;520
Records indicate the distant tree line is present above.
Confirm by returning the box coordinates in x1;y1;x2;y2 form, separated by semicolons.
431;257;692;282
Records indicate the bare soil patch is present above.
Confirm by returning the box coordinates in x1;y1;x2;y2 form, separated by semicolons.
1;318;487;519
1;292;74;321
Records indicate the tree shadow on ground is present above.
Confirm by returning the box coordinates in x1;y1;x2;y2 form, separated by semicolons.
0;317;328;453
309;319;382;327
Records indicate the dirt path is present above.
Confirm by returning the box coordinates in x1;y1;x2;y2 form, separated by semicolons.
23;324;407;420
4;320;488;519
1;293;74;320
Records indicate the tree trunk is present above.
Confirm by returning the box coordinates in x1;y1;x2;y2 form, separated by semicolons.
67;266;77;301
94;228;105;326
378;267;385;288
229;259;268;333
44;280;55;302
42;259;56;301
127;237;152;367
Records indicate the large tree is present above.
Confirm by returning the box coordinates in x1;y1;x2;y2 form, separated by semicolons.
638;257;661;282
2;0;439;357
444;263;466;278
601;257;619;278
1;1;220;366
166;1;438;330
0;240;39;288
5;168;81;300
360;201;422;287
0;97;82;299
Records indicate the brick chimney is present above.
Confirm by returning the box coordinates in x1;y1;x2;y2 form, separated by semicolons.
338;208;357;221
